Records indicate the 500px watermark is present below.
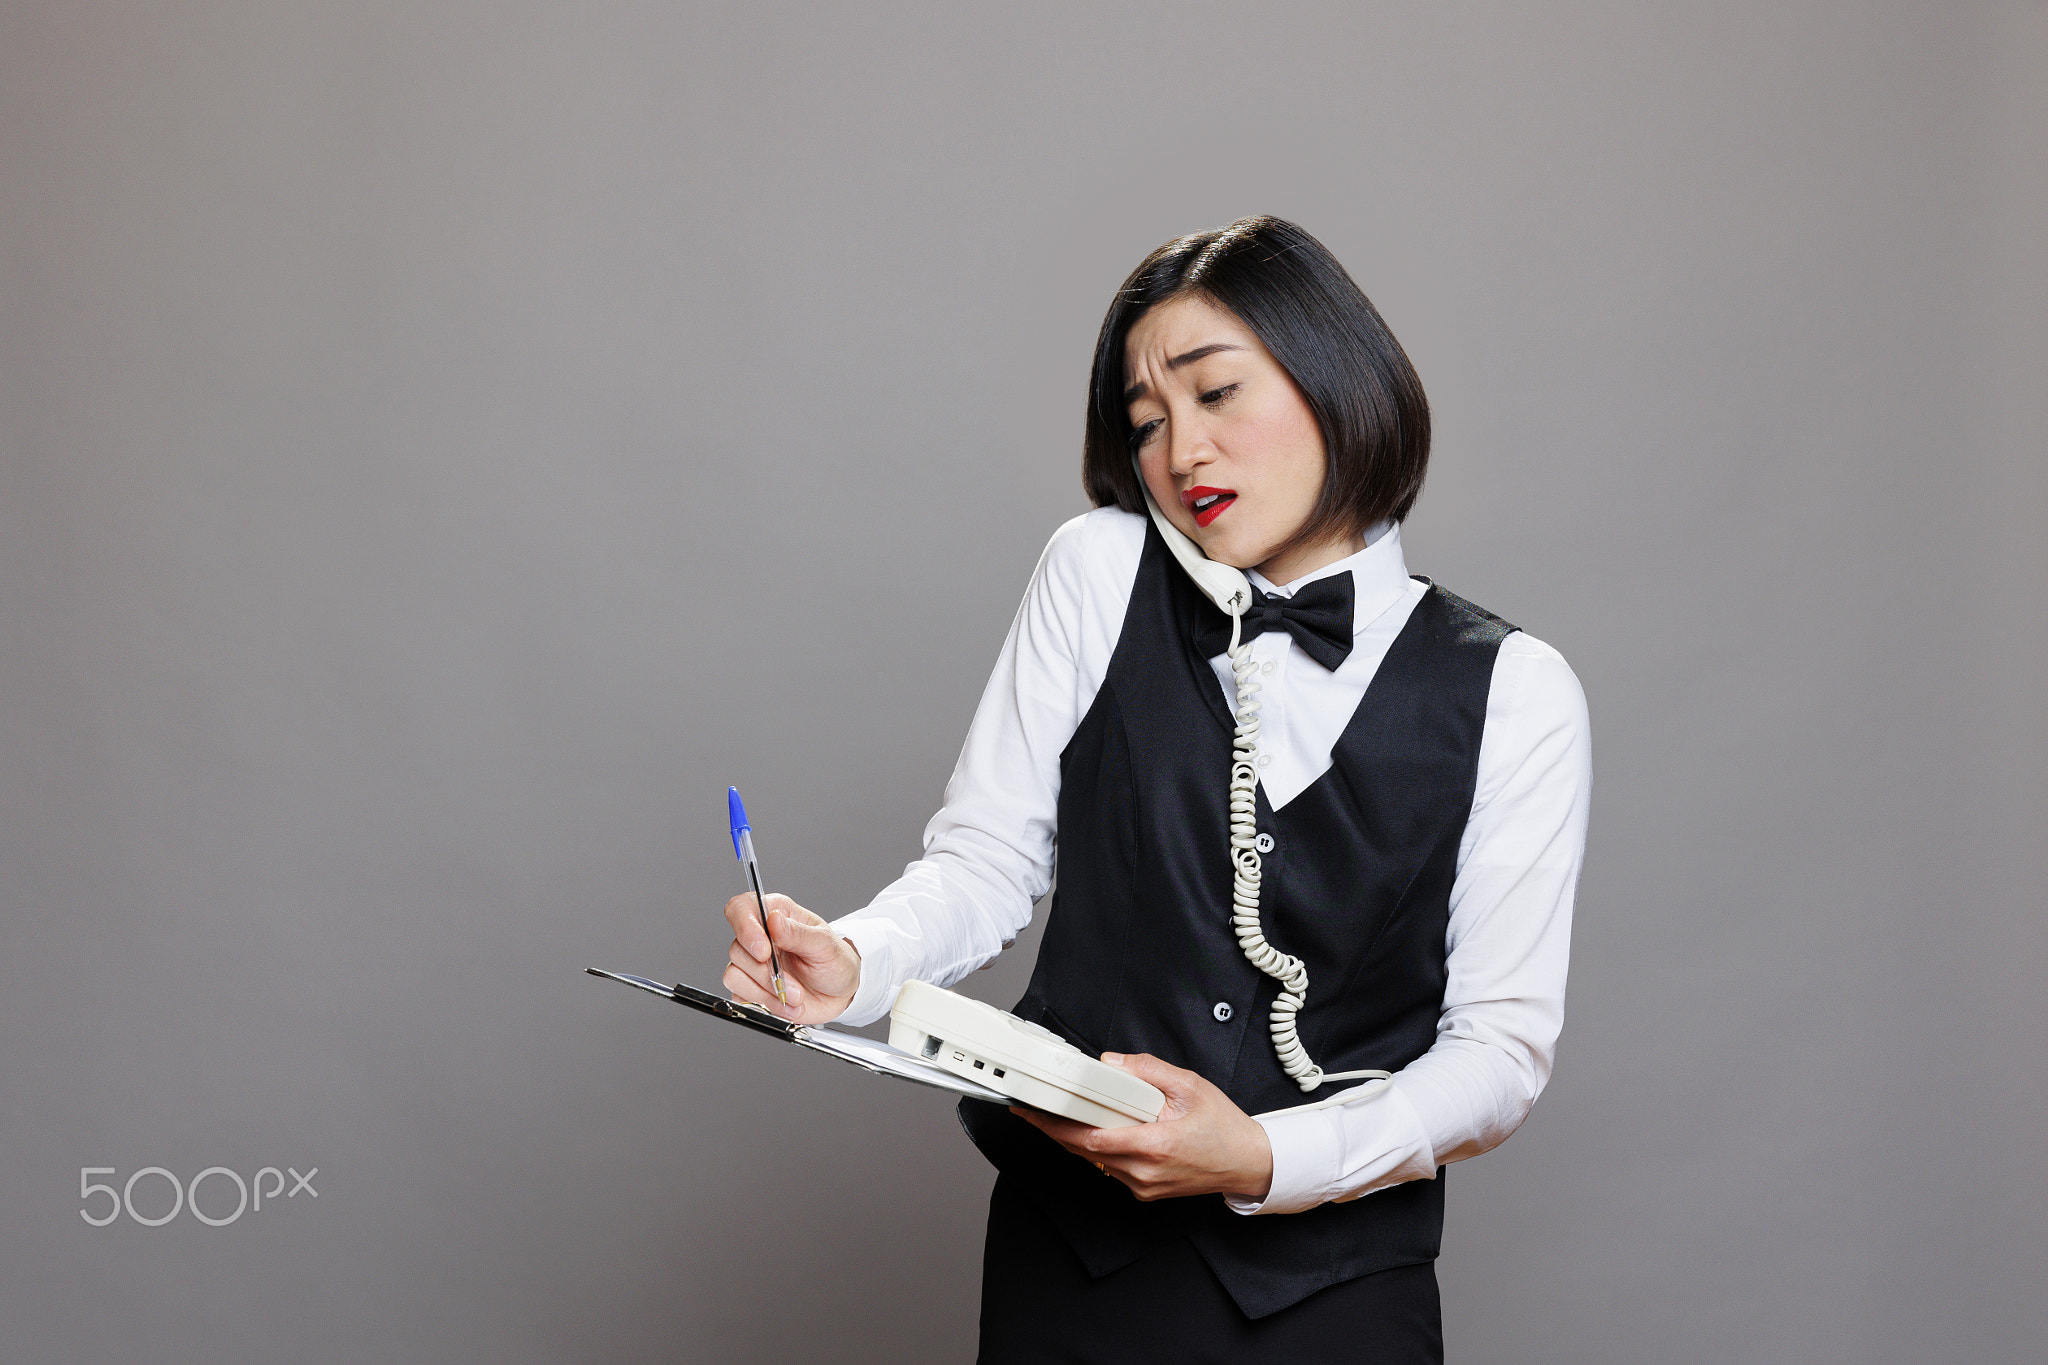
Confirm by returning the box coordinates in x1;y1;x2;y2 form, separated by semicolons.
80;1166;318;1227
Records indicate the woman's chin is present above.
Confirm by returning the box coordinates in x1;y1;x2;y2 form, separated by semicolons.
1199;542;1256;570
1196;530;1272;572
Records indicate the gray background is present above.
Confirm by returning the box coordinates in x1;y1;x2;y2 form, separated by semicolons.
3;3;2042;1361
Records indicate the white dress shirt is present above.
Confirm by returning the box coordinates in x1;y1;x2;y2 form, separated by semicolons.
831;507;1591;1215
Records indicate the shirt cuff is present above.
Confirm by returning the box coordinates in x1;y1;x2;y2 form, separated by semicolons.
1226;1106;1345;1215
827;914;909;1027
1225;1083;1440;1216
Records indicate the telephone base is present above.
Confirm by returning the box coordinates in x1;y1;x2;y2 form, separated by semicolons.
888;981;1164;1128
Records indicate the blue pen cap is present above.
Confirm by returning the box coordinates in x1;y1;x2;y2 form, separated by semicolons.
727;786;750;860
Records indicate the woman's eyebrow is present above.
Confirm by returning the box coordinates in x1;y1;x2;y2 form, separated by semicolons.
1122;343;1246;403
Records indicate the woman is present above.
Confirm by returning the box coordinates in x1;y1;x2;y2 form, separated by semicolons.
721;216;1591;1363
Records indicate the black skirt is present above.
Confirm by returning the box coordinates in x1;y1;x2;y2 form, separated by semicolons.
977;1176;1443;1365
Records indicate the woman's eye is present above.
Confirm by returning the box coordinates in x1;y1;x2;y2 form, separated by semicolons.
1199;383;1240;406
1128;418;1162;450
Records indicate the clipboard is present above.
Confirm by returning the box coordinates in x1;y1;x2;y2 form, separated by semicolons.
585;968;1012;1104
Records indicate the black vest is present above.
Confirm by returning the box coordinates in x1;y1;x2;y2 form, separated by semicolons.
959;522;1514;1320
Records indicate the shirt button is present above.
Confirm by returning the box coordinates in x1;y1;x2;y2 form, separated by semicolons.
1256;753;1273;769
1260;660;1275;675
1212;1001;1234;1022
1254;832;1275;854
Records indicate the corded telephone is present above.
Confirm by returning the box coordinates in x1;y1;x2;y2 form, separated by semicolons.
889;981;1164;1127
882;461;1393;1128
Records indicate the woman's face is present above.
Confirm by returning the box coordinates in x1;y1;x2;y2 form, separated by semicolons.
1123;293;1362;585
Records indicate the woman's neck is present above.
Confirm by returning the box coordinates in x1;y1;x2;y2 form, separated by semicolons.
1254;530;1369;590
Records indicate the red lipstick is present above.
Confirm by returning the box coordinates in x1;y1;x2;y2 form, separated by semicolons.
1181;486;1237;528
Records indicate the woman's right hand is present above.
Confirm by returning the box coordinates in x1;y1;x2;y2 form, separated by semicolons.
722;893;862;1024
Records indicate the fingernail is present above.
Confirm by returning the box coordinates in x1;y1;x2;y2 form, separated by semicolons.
1103;1052;1124;1065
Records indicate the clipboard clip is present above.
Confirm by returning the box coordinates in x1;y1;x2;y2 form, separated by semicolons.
585;969;810;1042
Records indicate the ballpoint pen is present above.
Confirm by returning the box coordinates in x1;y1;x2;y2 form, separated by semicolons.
726;786;786;1004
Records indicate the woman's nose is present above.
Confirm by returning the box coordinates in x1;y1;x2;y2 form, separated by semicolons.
1166;425;1215;477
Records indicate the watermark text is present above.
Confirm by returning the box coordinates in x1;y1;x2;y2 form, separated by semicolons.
80;1166;319;1227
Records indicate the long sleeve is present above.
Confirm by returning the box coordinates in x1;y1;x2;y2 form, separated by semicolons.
830;511;1144;1026
1229;631;1592;1214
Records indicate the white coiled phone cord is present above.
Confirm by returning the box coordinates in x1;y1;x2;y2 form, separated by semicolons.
1225;615;1394;1118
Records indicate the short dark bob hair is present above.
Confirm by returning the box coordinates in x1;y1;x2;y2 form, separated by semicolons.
1083;216;1431;547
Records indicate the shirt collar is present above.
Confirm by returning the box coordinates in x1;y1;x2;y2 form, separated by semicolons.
1246;520;1411;638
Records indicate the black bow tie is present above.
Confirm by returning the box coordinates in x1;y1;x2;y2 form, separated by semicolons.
1195;573;1356;671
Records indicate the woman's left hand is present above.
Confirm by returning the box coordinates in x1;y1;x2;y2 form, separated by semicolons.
1011;1052;1274;1202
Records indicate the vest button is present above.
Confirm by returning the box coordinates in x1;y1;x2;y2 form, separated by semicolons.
1212;1001;1234;1022
1254;832;1275;854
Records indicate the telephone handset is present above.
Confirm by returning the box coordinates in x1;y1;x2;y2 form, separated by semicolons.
1130;458;1256;624
877;468;1392;1130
